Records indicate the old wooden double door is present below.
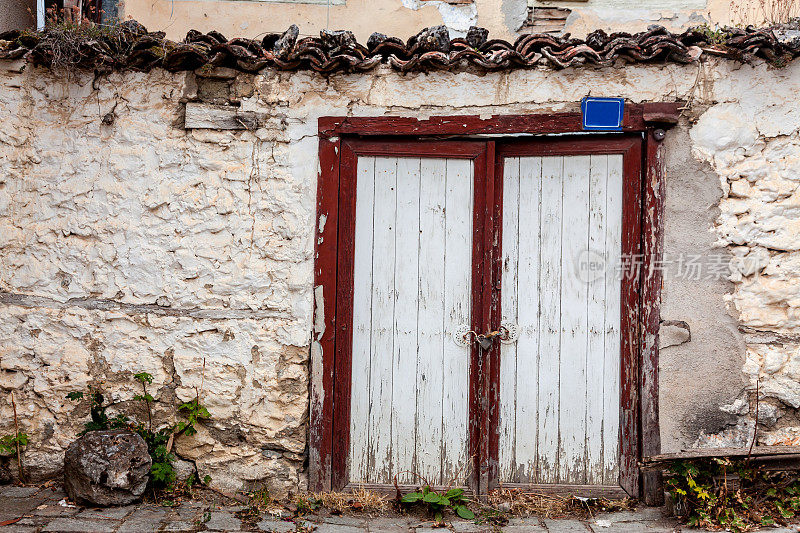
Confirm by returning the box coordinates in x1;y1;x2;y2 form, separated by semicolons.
330;137;642;496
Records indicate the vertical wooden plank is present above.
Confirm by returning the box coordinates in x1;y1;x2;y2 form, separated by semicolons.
558;155;591;484
37;0;45;30
441;158;474;485
416;158;448;485
537;156;563;484
514;156;543;483
482;141;497;496
471;145;491;495
392;157;422;484
619;140;643;498
367;157;398;483
603;154;623;485
498;157;520;483
332;141;361;489
585;155;609;485
641;134;666;505
349;156;376;483
310;132;341;492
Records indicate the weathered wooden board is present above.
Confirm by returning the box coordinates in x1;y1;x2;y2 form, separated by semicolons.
498;155;623;486
391;157;421;484
184;102;260;130
349;156;473;485
349;156;376;484
642;446;800;469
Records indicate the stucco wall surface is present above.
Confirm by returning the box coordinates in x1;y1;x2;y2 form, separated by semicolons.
122;0;768;44
1;57;800;492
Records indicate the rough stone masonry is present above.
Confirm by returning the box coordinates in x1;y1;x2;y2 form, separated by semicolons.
1;55;800;494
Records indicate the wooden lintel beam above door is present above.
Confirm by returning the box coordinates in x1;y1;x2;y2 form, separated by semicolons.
319;103;683;137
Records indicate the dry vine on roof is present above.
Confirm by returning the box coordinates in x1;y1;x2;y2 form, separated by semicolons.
1;19;799;74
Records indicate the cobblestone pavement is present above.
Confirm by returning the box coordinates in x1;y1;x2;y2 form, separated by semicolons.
0;485;797;533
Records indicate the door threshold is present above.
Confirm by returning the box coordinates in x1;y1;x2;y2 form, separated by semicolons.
343;483;475;498
495;483;628;499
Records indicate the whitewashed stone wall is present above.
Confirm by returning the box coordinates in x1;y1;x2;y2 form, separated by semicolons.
690;64;800;446
1;57;799;492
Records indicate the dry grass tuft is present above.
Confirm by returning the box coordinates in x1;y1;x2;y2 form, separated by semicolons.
730;0;800;26
297;487;391;515
487;487;635;519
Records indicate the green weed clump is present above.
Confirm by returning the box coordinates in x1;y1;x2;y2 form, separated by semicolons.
67;370;211;491
668;457;800;532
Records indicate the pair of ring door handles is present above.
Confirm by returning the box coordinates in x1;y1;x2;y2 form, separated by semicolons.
455;323;520;350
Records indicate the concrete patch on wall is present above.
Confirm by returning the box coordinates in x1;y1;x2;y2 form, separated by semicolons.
502;0;529;32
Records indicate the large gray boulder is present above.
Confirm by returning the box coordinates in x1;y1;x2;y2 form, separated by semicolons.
64;430;151;506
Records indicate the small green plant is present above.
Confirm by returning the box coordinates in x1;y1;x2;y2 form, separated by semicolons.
65;390;128;434
130;372;177;488
235;487;275;525
691;23;733;45
0;433;28;456
176;398;211;436
401;486;475;523
67;368;211;492
296;495;322;513
667;457;800;532
3;392;28;480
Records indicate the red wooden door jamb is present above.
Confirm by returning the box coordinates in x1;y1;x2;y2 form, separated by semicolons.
312;105;679;505
489;137;643;498
323;139;491;492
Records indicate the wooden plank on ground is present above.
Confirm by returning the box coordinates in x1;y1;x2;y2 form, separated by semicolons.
643;446;800;467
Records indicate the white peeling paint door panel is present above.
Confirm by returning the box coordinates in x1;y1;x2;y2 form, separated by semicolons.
499;155;623;486
349;156;473;486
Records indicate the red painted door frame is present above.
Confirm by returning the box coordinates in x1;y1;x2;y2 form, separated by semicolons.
329;139;491;493
311;106;678;504
489;137;642;498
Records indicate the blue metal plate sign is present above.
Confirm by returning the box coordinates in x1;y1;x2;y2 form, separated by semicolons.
581;97;625;131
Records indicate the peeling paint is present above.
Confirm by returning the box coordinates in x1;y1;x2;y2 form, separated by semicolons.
401;0;478;36
313;285;325;339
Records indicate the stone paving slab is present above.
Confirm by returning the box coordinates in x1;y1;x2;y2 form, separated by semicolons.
313;523;369;533
162;519;200;532
323;516;368;527
592;508;667;524
41;517;122;532
450;522;495;532
365;517;413;532
0;486;43;498
587;522;678;533
32;502;82;517
0;496;47;522
256;518;296;532
542;518;591;532
0;490;694;533
76;506;136;520
205;510;242;531
118;508;170;532
0;525;37;533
